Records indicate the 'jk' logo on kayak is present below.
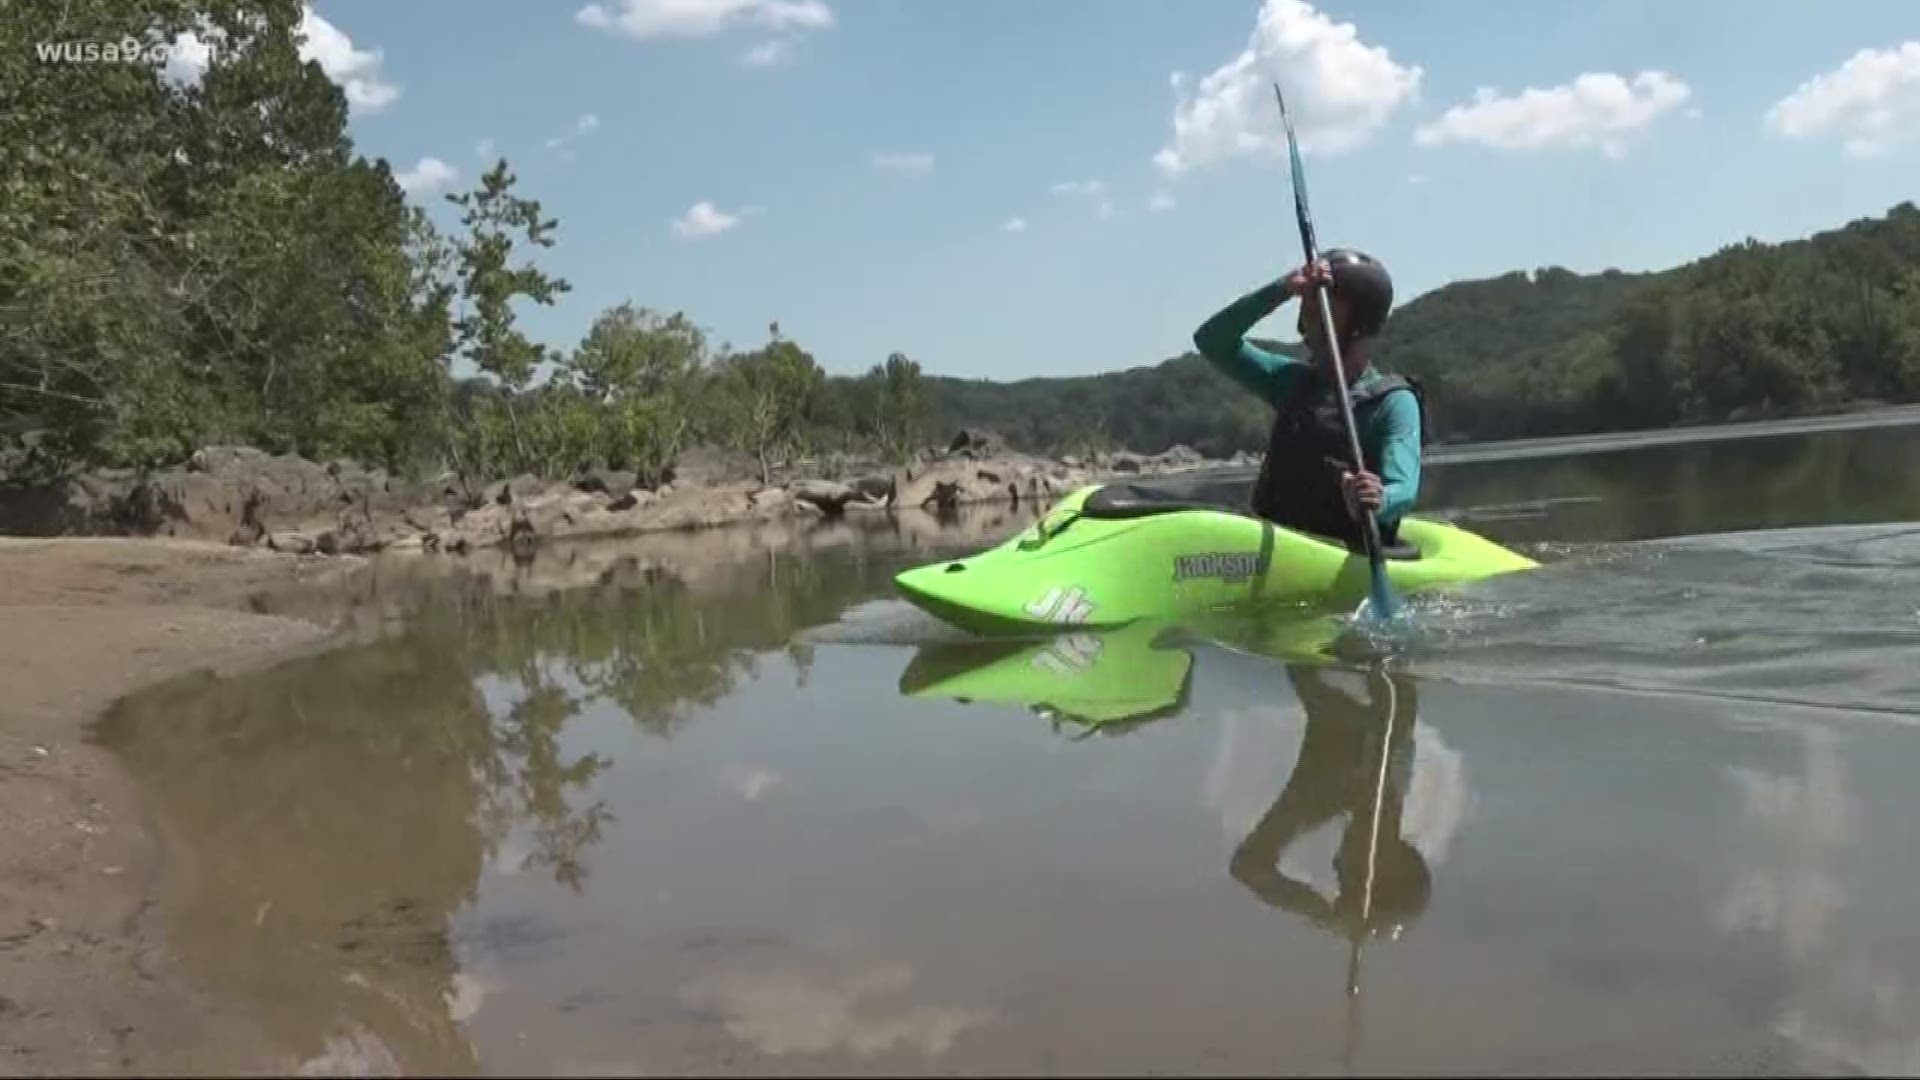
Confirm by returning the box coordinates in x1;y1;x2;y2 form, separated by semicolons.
1173;552;1261;583
1032;632;1103;674
1024;586;1095;624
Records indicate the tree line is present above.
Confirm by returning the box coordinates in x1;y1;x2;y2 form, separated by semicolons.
931;203;1920;453
1;0;933;487
6;1;1919;486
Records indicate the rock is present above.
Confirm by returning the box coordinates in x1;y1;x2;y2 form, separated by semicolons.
750;487;793;513
573;468;637;500
927;480;964;511
386;535;426;552
187;446;272;474
790;479;857;516
1110;453;1142;474
947;428;1001;458
266;532;316;555
1160;444;1203;466
1061;455;1081;469
847;474;897;503
495;474;543;506
508;512;538;553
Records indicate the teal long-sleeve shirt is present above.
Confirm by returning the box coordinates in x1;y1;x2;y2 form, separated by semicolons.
1193;282;1423;528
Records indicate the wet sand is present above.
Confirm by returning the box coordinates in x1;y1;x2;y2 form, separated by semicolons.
0;538;357;1075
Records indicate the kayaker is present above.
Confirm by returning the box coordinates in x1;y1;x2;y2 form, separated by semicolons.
1193;250;1425;551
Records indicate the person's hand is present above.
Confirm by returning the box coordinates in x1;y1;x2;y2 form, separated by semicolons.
1342;469;1383;514
1284;258;1333;298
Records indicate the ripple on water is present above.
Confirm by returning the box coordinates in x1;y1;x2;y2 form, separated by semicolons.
1393;522;1920;718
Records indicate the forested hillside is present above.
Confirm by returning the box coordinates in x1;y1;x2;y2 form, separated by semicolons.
930;204;1920;452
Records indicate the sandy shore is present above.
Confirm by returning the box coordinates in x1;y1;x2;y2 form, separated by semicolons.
0;538;362;1075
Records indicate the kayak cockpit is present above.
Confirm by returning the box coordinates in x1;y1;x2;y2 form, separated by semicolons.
1080;482;1422;561
1081;482;1242;519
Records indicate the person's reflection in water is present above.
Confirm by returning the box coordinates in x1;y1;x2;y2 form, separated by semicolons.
1229;663;1428;1066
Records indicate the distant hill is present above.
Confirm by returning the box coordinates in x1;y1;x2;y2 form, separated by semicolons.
928;202;1920;453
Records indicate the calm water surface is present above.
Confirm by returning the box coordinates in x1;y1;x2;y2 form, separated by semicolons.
95;423;1920;1075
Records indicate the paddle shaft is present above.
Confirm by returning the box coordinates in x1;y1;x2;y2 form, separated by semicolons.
1343;670;1400;1070
1307;284;1391;569
1271;81;1393;584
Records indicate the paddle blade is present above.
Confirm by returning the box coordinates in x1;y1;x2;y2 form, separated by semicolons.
1345;568;1414;654
1365;566;1400;624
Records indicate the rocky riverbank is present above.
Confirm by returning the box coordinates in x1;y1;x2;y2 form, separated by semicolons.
0;432;1256;558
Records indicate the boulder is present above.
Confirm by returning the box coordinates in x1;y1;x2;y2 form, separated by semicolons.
573;468;637;500
265;532;317;555
846;473;898;504
750;487;793;513
946;428;1002;458
494;474;544;506
789;480;856;516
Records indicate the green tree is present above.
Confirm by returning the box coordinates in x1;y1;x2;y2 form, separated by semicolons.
0;0;455;473
709;325;825;484
448;161;571;474
559;302;708;484
857;352;930;462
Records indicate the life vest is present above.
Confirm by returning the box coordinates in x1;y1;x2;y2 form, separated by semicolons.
1249;368;1426;551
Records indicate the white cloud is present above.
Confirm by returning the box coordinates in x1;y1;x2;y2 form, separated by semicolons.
741;39;791;66
1001;217;1028;233
547;113;602;153
1155;0;1421;176
395;156;457;194
1148;190;1176;212
870;151;934;176
161;28;215;86
720;765;781;802
475;137;497;161
1414;71;1691;159
678;960;989;1059
1407;173;1429;185
1766;41;1920;158
297;6;400;113
672;200;749;239
1052;179;1115;219
576;0;832;40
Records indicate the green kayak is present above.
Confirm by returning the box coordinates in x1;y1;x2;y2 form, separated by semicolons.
894;482;1536;636
898;608;1355;734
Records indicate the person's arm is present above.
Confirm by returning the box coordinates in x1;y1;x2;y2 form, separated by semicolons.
1373;389;1422;526
1192;280;1309;407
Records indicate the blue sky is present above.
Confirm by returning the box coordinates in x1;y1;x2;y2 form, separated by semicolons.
297;0;1920;381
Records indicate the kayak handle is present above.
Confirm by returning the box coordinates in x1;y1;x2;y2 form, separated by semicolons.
1018;507;1082;551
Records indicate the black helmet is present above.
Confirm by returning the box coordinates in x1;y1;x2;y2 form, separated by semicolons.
1323;248;1393;338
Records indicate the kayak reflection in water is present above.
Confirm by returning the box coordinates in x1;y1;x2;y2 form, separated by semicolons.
1230;663;1427;1063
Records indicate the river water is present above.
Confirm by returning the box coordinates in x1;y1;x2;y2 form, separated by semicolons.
94;421;1920;1075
